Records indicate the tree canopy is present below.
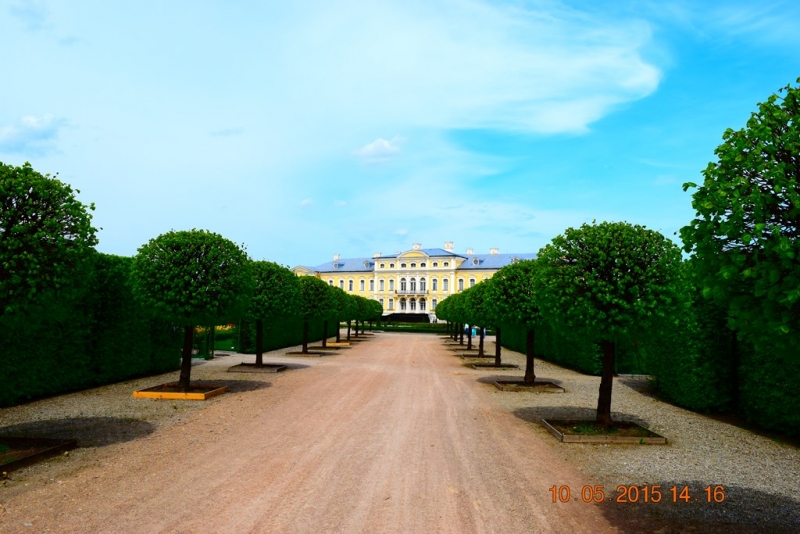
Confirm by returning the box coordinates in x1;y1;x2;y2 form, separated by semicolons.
131;229;253;326
131;229;253;389
247;261;300;321
536;222;682;342
297;276;334;321
536;221;682;425
1;161;98;314
486;260;541;329
680;78;800;346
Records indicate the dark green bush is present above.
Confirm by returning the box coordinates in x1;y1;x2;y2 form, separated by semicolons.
501;322;602;375
238;316;331;353
0;252;180;407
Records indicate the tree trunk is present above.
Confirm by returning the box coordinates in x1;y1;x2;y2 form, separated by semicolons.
336;321;341;342
347;320;351;340
478;326;485;356
467;325;473;350
255;319;264;367
178;325;194;391
494;326;502;366
322;319;328;348
523;328;536;384
459;323;464;345
302;320;309;353
596;340;616;427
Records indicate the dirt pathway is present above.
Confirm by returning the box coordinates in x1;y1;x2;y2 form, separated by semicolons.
1;333;616;533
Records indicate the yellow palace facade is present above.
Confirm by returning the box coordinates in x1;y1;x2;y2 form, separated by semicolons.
293;242;536;318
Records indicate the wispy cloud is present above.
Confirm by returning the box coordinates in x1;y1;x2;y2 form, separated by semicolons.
210;127;244;137
299;198;313;207
712;2;800;44
353;136;404;163
0;114;66;155
9;0;49;31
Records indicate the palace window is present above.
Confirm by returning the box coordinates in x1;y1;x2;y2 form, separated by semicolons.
469;278;475;288
329;279;334;286
433;262;438;267
432;298;437;310
420;278;426;291
379;298;384;308
380;263;385;269
400;298;406;311
339;280;344;289
390;263;395;268
409;298;416;311
388;298;394;310
349;280;354;291
379;279;385;291
369;279;375;291
443;262;449;267
410;263;416;268
420;298;426;311
360;279;365;291
458;279;464;291
410;278;416;292
389;279;395;291
443;279;449;291
401;263;407;268
432;278;437;291
400;278;407;291
420;263;426;268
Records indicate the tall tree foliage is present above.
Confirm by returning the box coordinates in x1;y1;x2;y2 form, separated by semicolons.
487;260;542;382
297;276;334;352
247;261;300;366
0;161;98;315
680;79;800;349
463;281;493;356
131;229;253;390
536;221;682;426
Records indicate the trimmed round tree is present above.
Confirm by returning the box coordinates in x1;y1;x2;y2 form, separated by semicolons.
487;260;542;382
328;286;353;342
298;276;334;352
680;78;800;348
463;281;492;356
247;261;300;366
1;161;98;315
131;229;254;390
536;221;682;426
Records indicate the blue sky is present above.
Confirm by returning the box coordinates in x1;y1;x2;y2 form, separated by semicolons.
2;0;799;268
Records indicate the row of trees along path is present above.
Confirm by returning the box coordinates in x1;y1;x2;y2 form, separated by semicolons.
436;221;681;428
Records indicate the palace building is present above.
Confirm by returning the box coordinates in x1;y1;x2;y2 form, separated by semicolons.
293;242;536;318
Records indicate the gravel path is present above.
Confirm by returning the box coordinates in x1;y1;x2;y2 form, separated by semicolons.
460;335;800;532
1;332;616;533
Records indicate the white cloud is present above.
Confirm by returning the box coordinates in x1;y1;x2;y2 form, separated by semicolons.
9;0;49;31
0;114;65;155
353;136;404;163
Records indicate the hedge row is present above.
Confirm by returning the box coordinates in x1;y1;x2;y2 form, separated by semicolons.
501;284;799;435
0;253;181;407
237;316;335;354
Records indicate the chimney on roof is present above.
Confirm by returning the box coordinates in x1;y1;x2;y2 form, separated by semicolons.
466;248;474;255
490;247;499;255
373;252;382;258
444;241;454;251
333;253;340;261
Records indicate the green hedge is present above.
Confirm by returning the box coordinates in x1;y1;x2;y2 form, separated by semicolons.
647;293;738;412
238;316;334;353
500;322;602;375
0;253;181;407
374;322;448;334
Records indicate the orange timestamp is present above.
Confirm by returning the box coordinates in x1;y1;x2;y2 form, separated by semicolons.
549;485;726;504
